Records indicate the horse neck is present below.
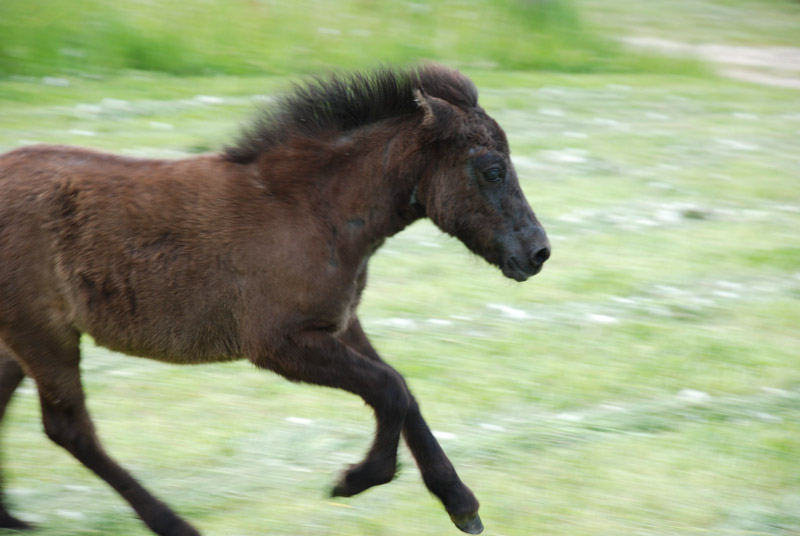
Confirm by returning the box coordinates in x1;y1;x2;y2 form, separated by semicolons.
259;119;428;251
347;120;428;238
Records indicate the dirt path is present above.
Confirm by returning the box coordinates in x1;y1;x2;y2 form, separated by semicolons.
623;36;800;89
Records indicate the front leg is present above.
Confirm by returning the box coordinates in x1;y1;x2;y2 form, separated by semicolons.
251;329;409;497
338;318;483;535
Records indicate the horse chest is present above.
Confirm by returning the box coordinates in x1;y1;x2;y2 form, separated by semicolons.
293;248;370;336
316;261;368;331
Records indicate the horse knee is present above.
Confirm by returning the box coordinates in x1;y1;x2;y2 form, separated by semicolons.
43;414;74;447
41;406;95;453
377;370;411;419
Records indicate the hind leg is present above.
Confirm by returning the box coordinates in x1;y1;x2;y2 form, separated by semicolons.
2;329;200;536
0;342;31;530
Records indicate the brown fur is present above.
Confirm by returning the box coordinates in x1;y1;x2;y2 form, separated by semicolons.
0;63;549;535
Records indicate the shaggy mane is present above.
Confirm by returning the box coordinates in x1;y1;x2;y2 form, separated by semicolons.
224;63;478;164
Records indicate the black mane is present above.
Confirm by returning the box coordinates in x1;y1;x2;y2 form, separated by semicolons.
224;63;478;164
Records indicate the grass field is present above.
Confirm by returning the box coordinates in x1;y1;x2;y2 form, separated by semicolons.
577;0;800;46
0;0;702;77
1;1;799;535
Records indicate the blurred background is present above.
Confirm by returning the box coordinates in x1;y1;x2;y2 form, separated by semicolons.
1;1;798;535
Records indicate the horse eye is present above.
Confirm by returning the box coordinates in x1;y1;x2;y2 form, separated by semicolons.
483;167;504;182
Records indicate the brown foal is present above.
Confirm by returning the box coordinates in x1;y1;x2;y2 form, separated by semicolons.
0;63;550;535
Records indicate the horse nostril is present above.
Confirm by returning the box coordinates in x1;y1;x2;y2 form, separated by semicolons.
531;246;551;265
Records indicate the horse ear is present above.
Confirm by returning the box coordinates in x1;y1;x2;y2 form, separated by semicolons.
413;87;457;132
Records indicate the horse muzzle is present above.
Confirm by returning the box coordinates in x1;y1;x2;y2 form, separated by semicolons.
499;231;551;282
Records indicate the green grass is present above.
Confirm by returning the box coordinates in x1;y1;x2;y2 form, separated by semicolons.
0;0;703;77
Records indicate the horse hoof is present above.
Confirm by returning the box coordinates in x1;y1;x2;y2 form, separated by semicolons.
330;481;351;498
0;513;34;531
450;512;483;534
329;460;397;498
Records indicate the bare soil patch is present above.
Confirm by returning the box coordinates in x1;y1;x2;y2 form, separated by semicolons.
624;36;800;88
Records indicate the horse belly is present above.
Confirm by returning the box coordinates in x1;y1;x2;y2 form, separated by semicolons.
63;261;244;364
